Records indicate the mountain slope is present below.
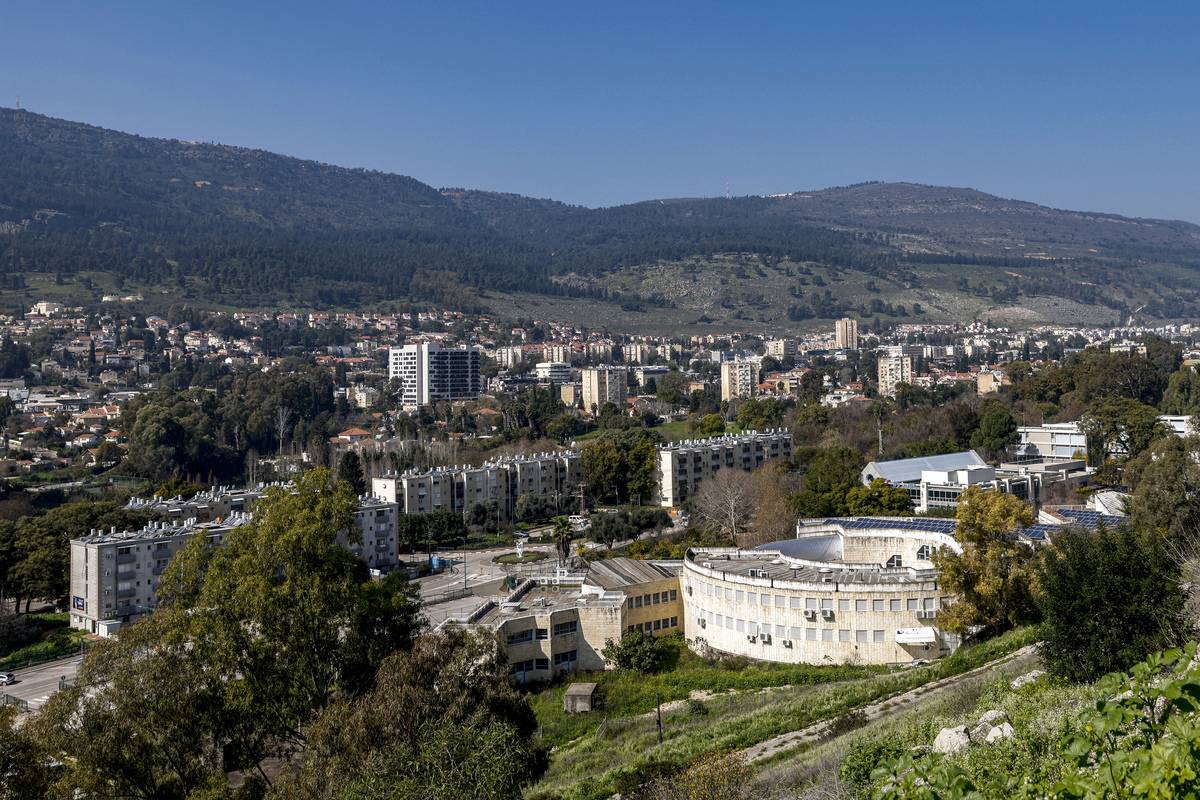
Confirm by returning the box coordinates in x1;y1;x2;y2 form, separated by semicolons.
4;108;1200;325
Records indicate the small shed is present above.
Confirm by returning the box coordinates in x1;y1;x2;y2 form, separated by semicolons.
564;682;599;714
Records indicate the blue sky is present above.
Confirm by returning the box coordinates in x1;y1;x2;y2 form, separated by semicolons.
3;2;1198;221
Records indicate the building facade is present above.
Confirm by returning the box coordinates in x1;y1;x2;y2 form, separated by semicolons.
388;342;482;408
657;429;792;507
835;318;859;350
680;519;962;665
720;360;757;401
581;366;628;413
877;346;913;398
535;361;572;383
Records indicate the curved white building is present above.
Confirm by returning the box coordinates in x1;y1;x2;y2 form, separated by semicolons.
680;518;963;665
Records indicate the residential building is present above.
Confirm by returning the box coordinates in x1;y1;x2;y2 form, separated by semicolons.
720;360;757;401
388;342;482;408
877;346;912;398
766;339;796;359
534;361;572;383
543;344;571;364
835;318;859;350
581;366;627;413
495;345;525;369
372;451;582;520
657;429;792;507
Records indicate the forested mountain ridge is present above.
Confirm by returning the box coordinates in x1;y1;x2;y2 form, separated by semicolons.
4;107;1200;326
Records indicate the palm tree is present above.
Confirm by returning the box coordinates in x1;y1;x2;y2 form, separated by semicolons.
552;516;573;564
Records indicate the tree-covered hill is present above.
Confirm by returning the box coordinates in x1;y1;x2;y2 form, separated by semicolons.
4;107;1200;321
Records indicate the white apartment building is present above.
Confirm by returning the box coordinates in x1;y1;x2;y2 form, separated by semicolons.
622;343;653;364
388;342;482;409
835;318;860;350
582;366;628;413
494;346;525;369
72;496;402;634
372;451;582;521
720;360;757;401
877;346;913;398
766;339;796;359
535;362;572;383
543;344;571;364
1015;415;1193;461
657;429;793;507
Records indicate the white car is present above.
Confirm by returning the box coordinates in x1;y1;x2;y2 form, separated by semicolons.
0;672;14;686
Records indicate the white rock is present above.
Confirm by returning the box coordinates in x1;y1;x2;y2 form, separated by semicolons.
977;709;1009;727
1010;670;1046;690
985;722;1015;743
932;725;972;754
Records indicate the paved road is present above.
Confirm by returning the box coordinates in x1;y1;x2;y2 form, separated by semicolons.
739;643;1040;763
2;654;84;711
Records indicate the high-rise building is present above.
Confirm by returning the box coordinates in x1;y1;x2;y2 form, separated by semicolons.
720;360;757;401
622;343;653;364
877;345;912;398
494;345;525;369
388;342;482;408
543;344;571;364
835;318;859;350
581;366;628;412
766;339;796;359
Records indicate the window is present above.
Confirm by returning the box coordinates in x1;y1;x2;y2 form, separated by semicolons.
838;629;850;642
634;596;643;608
821;628;834;641
535;628;549;640
923;597;936;610
855;599;868;612
506;629;534;645
838;598;850;611
735;619;745;633
890;599;902;612
907;598;919;611
653;619;662;631
805;597;818;609
873;630;885;643
553;650;578;666
670;589;678;601
820;598;833;610
805;628;817;641
886;554;903;568
670;616;678;627
917;544;932;560
774;595;785;608
736;590;745;603
760;593;770;606
789;596;803;609
790;626;804;640
652;592;661;605
775;624;785;638
873;599;885;612
552;620;578;636
856;629;868;643
535;658;549;670
725;588;733;601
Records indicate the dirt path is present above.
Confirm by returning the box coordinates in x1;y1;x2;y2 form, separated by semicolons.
738;644;1040;763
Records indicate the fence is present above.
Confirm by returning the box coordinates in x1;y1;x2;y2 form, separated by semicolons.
0;694;30;713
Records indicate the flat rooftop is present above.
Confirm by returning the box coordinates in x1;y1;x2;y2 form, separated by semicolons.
688;550;932;585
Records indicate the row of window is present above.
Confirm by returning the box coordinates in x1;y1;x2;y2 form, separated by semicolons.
628;616;679;634
505;619;579;645
691;581;945;612
698;611;889;643
628;589;678;609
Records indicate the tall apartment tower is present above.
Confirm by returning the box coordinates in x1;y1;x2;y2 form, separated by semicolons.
766;339;796;359
388;342;482;409
720;360;757;402
581;366;628;413
835;318;859;350
877;345;912;398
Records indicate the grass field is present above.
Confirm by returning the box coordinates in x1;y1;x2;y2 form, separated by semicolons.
526;627;1038;800
0;612;87;670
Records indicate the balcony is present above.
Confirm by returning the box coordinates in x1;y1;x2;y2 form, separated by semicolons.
116;587;136;599
116;552;136;565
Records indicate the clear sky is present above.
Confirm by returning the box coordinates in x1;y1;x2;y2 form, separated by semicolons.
3;1;1198;221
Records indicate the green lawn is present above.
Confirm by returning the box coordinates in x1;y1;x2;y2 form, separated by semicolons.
526;627;1038;800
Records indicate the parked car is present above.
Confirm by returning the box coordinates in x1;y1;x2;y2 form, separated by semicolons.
0;672;15;686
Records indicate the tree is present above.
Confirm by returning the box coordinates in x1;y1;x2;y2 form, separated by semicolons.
656;371;690;406
688;413;725;437
338;450;367;496
1037;525;1183;682
270;627;545;800
1162;365;1200;415
968;400;1017;460
693;469;754;541
590;512;636;549
1080;397;1166;468
933;487;1040;635
602;629;667;673
551;516;573;563
789;446;863;518
31;469;425;793
845;479;912;516
0;706;51;799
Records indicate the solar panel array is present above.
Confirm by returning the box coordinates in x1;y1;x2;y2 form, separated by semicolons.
807;512;1121;543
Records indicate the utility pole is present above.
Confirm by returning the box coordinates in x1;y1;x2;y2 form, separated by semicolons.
656;695;664;744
